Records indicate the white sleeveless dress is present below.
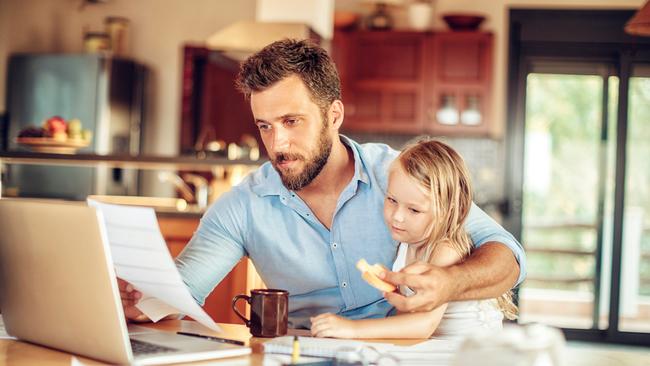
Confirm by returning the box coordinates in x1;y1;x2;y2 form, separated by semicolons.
392;243;503;340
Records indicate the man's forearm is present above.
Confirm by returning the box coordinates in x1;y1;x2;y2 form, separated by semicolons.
448;242;520;301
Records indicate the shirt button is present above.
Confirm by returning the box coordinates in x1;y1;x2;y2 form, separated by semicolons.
332;243;338;249
342;282;347;288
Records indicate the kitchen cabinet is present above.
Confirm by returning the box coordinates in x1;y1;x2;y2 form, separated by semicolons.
333;31;426;133
426;31;493;135
332;30;493;136
180;46;261;155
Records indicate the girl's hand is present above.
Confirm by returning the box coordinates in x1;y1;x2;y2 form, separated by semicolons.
310;313;357;338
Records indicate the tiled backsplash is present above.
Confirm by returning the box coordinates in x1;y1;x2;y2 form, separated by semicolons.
345;133;506;220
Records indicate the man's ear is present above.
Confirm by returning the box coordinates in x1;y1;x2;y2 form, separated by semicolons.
328;100;344;130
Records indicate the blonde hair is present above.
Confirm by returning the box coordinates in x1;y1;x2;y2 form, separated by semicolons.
397;137;518;320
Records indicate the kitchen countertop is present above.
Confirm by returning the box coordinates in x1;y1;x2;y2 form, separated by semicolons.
0;151;263;171
0;196;207;218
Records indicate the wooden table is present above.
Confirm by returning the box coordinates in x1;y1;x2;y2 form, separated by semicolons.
0;320;419;365
2;320;649;365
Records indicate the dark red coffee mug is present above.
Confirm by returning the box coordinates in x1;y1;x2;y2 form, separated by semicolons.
232;289;289;337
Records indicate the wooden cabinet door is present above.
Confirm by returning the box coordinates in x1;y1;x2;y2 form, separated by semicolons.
425;32;493;136
334;31;426;133
180;46;260;155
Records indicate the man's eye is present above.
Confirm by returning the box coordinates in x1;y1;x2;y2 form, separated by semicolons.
285;118;298;126
257;124;271;131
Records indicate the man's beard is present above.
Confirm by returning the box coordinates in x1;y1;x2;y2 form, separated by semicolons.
271;124;332;191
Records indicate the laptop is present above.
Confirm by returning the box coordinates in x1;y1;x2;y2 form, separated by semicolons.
0;199;251;364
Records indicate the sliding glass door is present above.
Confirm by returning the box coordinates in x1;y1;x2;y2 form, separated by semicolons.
511;57;650;344
507;8;650;345
517;63;617;331
618;64;650;334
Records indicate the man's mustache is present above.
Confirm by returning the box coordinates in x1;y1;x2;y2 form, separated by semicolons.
273;152;305;163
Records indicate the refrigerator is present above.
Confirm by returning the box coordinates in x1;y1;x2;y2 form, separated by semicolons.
4;53;147;200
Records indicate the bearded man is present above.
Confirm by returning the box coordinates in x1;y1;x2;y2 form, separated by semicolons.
120;39;526;329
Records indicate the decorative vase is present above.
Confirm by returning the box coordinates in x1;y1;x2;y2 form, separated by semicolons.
408;2;433;31
366;3;394;30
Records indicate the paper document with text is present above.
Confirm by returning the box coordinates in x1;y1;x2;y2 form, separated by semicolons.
88;200;221;332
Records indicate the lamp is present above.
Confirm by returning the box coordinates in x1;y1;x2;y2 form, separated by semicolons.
625;0;650;36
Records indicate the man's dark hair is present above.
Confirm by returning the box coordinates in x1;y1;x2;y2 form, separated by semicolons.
236;38;341;113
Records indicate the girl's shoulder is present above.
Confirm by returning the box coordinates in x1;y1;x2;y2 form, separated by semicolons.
428;241;464;267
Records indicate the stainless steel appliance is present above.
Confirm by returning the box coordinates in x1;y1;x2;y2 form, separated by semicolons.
4;53;146;199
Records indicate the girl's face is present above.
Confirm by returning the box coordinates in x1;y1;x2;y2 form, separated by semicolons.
383;163;434;246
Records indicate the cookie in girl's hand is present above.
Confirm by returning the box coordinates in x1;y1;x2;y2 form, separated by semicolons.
356;259;397;292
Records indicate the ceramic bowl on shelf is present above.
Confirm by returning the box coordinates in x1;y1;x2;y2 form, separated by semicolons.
442;14;485;31
15;137;90;154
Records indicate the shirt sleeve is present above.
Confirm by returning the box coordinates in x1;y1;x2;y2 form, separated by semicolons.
174;188;248;305
464;202;527;286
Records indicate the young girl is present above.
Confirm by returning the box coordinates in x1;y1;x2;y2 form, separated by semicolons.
310;138;517;339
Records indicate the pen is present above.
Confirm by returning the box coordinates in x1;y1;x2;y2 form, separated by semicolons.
176;331;245;346
291;335;300;364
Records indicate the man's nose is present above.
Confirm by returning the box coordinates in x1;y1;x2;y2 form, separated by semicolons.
271;126;290;151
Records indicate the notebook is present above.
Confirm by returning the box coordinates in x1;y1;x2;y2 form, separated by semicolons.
262;336;459;365
263;336;368;358
0;199;251;365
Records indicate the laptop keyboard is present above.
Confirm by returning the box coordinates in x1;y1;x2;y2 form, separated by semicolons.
130;338;178;355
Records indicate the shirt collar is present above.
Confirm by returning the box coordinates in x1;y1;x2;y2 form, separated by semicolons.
251;135;370;197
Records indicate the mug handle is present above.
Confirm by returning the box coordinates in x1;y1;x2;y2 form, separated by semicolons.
231;294;251;327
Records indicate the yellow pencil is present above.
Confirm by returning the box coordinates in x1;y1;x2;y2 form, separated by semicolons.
291;335;300;364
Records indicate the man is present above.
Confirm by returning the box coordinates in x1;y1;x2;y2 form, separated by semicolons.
120;39;525;329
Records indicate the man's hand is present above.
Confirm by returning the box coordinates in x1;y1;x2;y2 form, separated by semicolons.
117;278;149;322
379;261;456;312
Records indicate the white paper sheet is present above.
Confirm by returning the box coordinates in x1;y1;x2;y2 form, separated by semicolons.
87;200;221;332
0;315;16;339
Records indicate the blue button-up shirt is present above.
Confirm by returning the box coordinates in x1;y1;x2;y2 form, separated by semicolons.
175;136;526;329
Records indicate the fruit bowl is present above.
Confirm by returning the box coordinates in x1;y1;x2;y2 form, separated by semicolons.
15;137;90;154
442;14;485;31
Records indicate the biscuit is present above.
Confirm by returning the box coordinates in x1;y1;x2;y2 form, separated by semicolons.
356;259;397;292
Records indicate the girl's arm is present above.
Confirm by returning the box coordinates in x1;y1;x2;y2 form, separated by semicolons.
311;244;461;339
311;303;448;339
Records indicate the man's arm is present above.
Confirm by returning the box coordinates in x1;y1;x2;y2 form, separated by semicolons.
118;189;248;321
382;242;519;312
